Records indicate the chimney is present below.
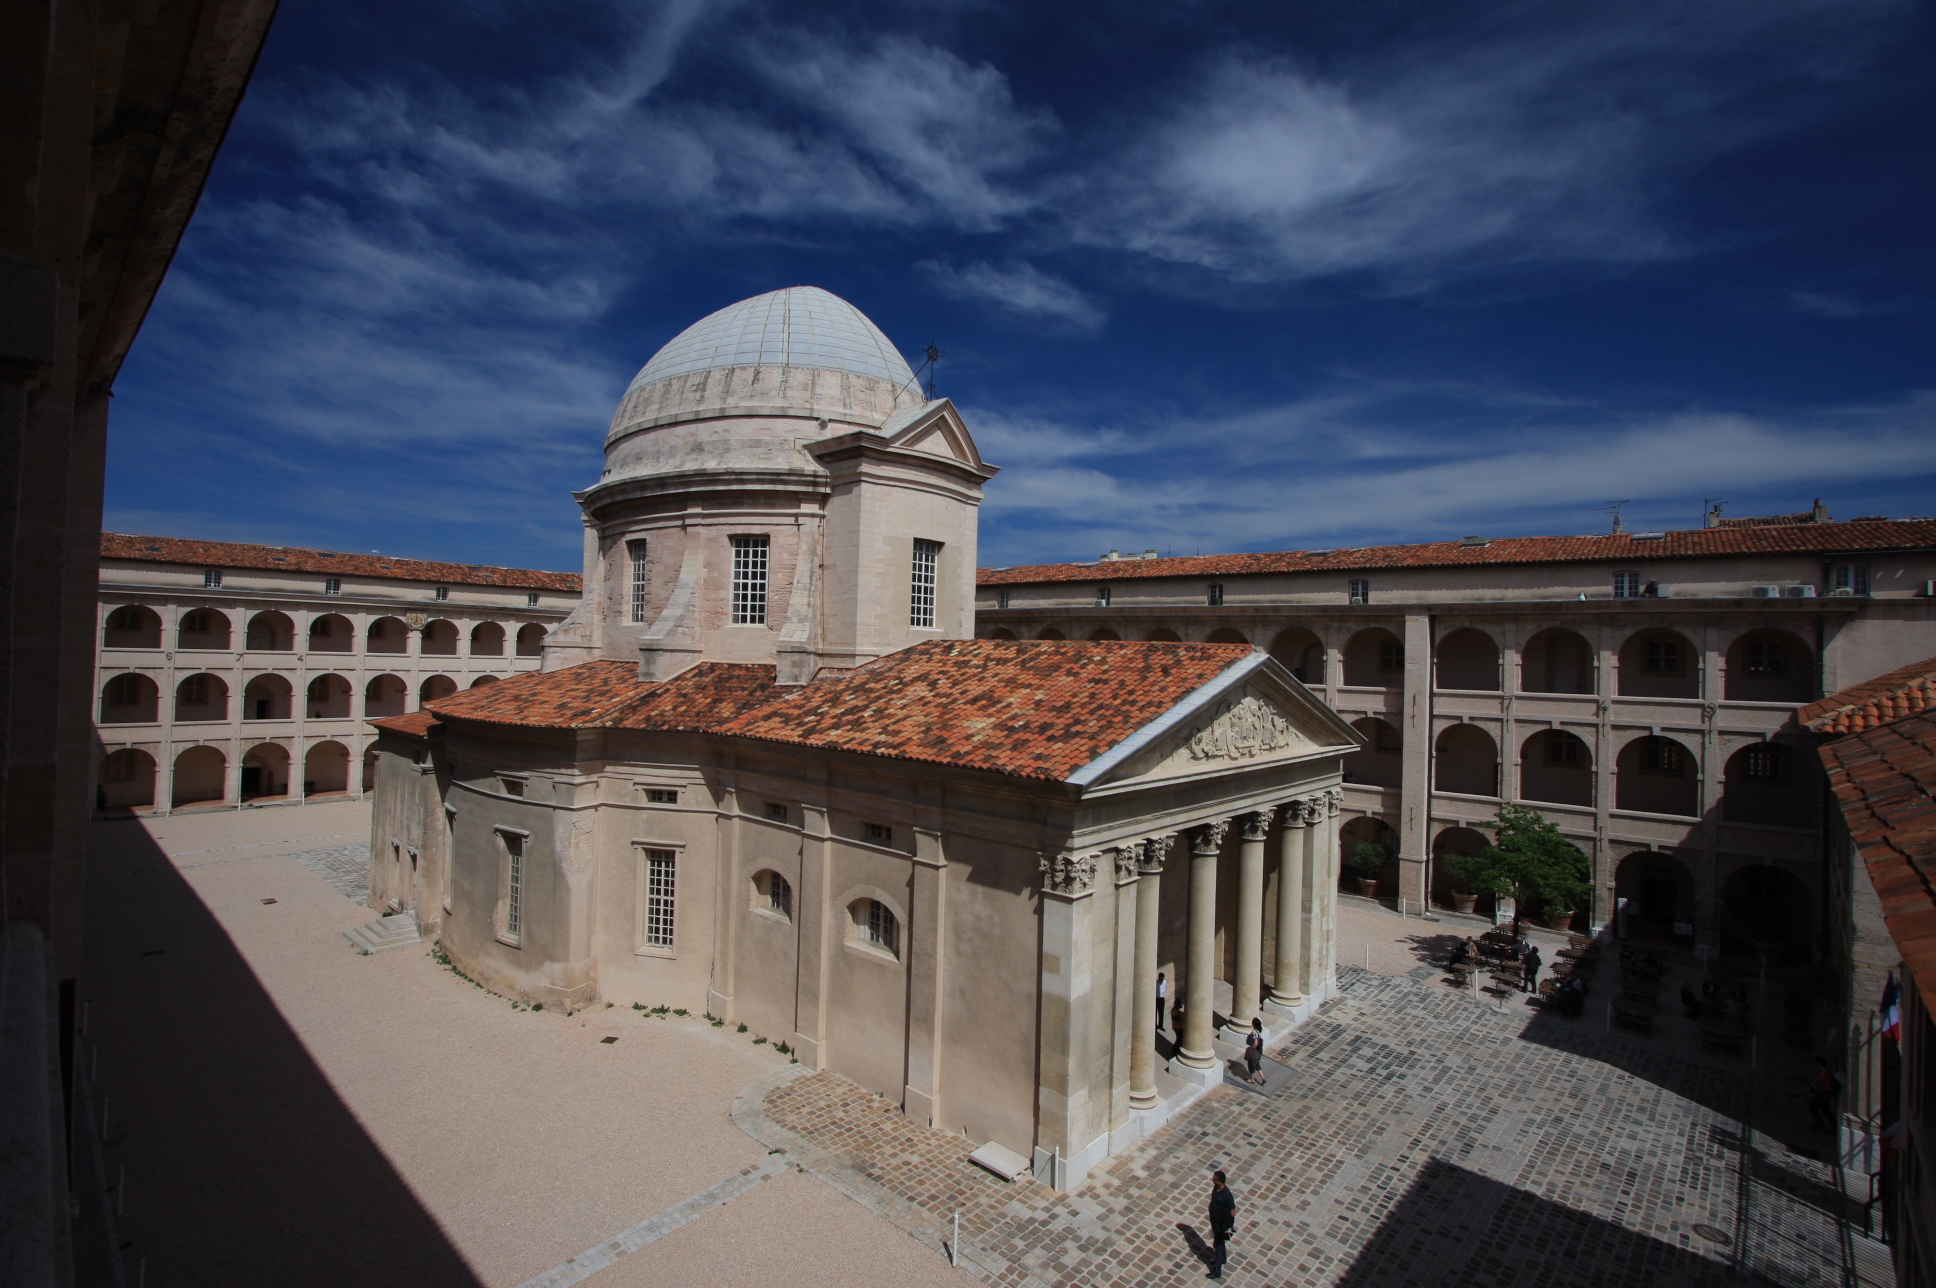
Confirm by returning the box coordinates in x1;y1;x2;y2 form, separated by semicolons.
1813;498;1831;524
1142;549;1158;560
1102;549;1119;562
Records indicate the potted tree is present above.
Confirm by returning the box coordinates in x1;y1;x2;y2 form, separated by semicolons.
1460;803;1591;939
1347;841;1389;899
1438;851;1484;916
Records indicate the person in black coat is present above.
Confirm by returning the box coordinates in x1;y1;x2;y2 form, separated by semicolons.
1522;945;1542;993
1208;1170;1236;1279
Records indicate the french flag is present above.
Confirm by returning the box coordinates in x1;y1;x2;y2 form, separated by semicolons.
1882;973;1902;1042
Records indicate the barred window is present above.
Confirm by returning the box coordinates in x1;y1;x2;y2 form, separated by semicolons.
1349;579;1370;604
1546;731;1584;766
628;540;649;623
324;578;341;595
911;539;940;628
1741;744;1788;781
1644;639;1681;673
997;590;1010;610
504;833;525;938
434;586;449;601
856;899;899;957
1207;583;1223;607
527;592;540;607
731;536;769;625
765;801;789;822
865;821;892;845
1640;737;1683;774
1613;570;1641;599
203;569;222;588
1379;641;1404;672
1095;586;1112;609
1375;724;1402;753
1831;563;1871;596
645;788;677;804
1745;638;1785;675
644;850;676;948
182;611;209;633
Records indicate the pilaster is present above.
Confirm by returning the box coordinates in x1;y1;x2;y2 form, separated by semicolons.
1034;850;1112;1188
902;828;948;1127
791;801;833;1067
1399;614;1433;913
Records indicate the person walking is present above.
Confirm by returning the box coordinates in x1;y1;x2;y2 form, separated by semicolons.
1157;972;1169;1032
1809;1057;1841;1132
1208;1170;1236;1279
1522;944;1542;993
1244;1018;1266;1085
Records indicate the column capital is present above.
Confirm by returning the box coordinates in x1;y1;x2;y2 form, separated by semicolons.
1039;850;1100;898
1240;809;1272;841
1189;820;1228;854
1113;845;1142;885
1138;833;1172;875
1278;798;1310;827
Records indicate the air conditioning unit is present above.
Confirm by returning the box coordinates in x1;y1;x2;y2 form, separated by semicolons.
1647;583;1670;598
1926;580;1936;597
1349;595;1368;606
1829;587;1855;597
1751;585;1780;598
1782;585;1816;598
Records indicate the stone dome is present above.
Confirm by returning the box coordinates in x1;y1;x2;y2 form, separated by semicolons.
628;286;917;393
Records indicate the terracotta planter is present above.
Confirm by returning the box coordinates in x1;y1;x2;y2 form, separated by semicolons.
1539;913;1575;931
1356;878;1380;898
1452;894;1479;915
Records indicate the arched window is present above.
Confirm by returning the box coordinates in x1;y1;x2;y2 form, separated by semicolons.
1613;570;1641;599
1545;731;1585;765
756;871;792;920
854;899;899;957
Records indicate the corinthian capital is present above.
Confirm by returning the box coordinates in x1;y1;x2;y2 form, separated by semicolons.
1190;820;1229;853
1039;851;1099;897
1241;810;1272;841
1139;834;1172;875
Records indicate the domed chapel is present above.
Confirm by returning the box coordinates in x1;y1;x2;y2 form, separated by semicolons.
367;286;1360;1186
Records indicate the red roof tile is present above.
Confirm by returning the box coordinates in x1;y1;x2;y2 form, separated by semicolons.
977;519;1936;586
101;532;582;593
369;711;441;738
1821;711;1936;1001
1800;655;1936;735
422;640;1256;782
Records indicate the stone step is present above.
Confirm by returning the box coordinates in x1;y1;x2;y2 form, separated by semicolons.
344;911;420;955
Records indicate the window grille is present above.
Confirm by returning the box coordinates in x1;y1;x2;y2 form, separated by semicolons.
997;590;1009;610
644;850;676;948
1095;586;1111;609
765;802;789;822
629;541;649;623
1379;641;1404;672
204;569;222;588
866;821;892;845
108;606;142;630
1742;744;1787;781
1208;583;1224;607
528;592;539;607
106;675;141;705
1831;563;1871;596
1641;738;1682;773
765;873;792;919
434;586;449;602
646;788;677;804
1349;579;1370;604
1644;639;1681;673
180;675;208;706
1546;732;1583;765
911;539;940;628
1375;724;1402;753
504;833;525;938
1744;638;1785;675
1613;570;1641;598
324;578;341;595
182;611;208;633
731;536;769;624
859;899;899;956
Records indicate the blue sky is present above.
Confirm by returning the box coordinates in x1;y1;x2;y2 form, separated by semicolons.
108;0;1935;572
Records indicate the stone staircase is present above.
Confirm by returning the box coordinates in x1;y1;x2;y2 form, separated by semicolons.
344;911;420;955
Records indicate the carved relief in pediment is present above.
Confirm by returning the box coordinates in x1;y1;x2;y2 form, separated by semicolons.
1175;686;1311;765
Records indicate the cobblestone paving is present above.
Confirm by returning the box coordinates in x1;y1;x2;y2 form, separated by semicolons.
286;844;370;904
759;967;1858;1287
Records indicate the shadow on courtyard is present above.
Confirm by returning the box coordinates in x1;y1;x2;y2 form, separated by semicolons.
84;820;482;1287
1332;1157;1746;1288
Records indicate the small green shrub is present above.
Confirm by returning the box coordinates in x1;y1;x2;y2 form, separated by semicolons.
532;1002;543;1012
737;1023;748;1033
672;1008;688;1017
775;1041;791;1055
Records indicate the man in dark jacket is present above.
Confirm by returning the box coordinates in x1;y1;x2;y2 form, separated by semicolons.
1208;1170;1236;1278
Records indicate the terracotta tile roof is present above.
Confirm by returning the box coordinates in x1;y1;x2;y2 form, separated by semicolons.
101;532;581;593
422;640;1256;782
716;639;1252;781
369;711;441;738
1800;655;1936;735
1820;711;1936;1001
976;519;1936;586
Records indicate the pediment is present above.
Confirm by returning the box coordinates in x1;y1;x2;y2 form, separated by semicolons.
880;398;987;469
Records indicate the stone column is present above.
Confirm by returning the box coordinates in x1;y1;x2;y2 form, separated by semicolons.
1224;810;1270;1038
1129;835;1168;1110
1316;789;1343;999
1399;614;1434;914
1268;800;1308;1011
1177;821;1226;1075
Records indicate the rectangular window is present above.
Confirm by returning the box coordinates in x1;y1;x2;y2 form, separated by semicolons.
731;536;769;625
1642;739;1682;773
1613;570;1641;598
1207;583;1224;607
1349;579;1370;604
1645;640;1681;673
1832;563;1871;596
1379;641;1404;672
765;802;789;822
1742;744;1787;781
1546;733;1582;765
644;850;676;949
324;578;341;595
203;569;222;588
503;778;523;797
182;611;208;633
645;787;677;804
865;821;892;845
503;832;525;939
997;589;1010;610
528;591;540;607
180;675;208;706
629;541;649;623
434;586;449;601
1745;640;1785;675
910;539;940;628
1094;586;1112;609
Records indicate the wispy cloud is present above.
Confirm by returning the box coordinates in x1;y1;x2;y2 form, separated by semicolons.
916;260;1105;331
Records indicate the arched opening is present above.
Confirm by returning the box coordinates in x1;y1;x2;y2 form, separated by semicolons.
1435;628;1500;691
98;749;156;811
303;741;351;797
1203;627;1249;645
1342;717;1402;788
245;611;294;652
1434;724;1499;797
1035;628;1066;641
1143;628;1181;642
171;746;227;806
304;674;352;719
102;604;162;649
173;673;229;722
241;743;291;801
99;673;159;724
1613;851;1696;946
1339;816;1398;895
1725;629;1814;703
361;747;379;793
418;675;457;708
176;608;231;651
469;675;499;688
1343;628;1404;687
243;674;293;721
1720;864;1813;961
307;613;353;653
1723;742;1817;827
1520;729;1593;807
1432;826;1494;917
364;674;407;718
1520;627;1593;694
470;621;506;656
986;627;1017;640
1269;627;1325;684
753;870;793;921
1615;735;1699;816
849;898;901;958
367;616;408;654
515;623;546;656
421;619;459;656
1618;629;1698;699
1086;628;1121;641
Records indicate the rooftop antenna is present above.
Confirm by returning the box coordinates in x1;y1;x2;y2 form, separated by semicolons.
1596;500;1632;534
909;343;942;401
1703;497;1729;530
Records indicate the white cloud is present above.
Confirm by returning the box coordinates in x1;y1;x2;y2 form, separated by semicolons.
916;260;1105;331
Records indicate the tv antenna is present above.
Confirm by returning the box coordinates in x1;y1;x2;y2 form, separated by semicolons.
1703;497;1729;528
911;343;942;401
1596;500;1632;534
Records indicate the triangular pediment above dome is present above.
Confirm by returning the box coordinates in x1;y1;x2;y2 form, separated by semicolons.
879;398;987;469
1069;656;1362;791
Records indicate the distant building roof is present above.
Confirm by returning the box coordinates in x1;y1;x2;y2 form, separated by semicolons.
101;533;582;593
425;639;1256;782
1801;655;1936;735
1820;709;1936;1002
976;518;1936;586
